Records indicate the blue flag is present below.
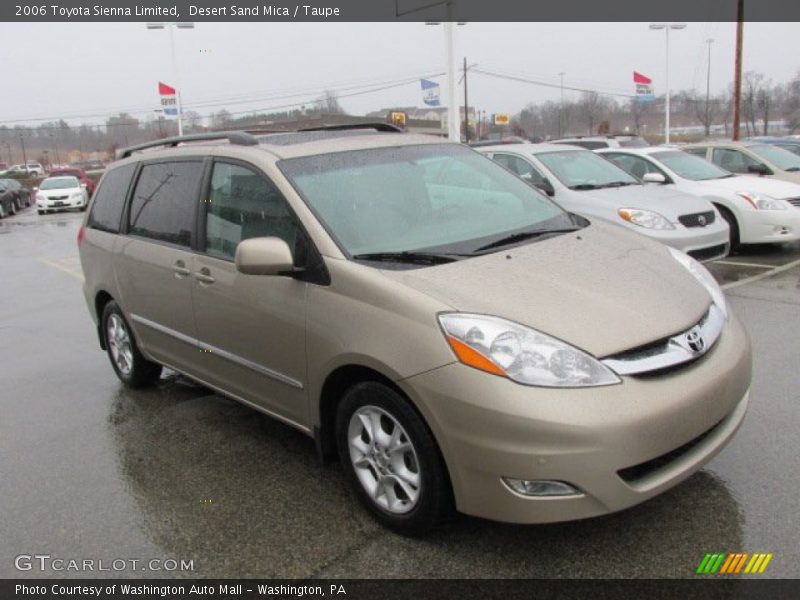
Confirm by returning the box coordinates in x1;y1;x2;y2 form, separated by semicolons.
421;79;440;107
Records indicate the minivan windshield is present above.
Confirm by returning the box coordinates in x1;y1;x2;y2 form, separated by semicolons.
535;149;639;190
651;150;733;181
747;144;800;171
279;144;578;258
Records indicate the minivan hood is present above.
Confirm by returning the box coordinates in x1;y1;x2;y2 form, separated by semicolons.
696;174;800;200
575;184;714;219
380;221;711;358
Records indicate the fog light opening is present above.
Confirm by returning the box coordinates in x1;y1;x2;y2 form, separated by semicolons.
502;478;581;497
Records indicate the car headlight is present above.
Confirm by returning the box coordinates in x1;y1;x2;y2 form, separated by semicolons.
70;191;83;199
438;313;621;387
736;191;788;210
35;193;45;201
668;247;728;319
618;208;675;229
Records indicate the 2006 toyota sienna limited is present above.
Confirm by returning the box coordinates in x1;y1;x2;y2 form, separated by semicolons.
78;126;751;534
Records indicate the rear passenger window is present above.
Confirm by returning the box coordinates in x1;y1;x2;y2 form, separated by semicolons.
128;161;204;247
87;164;136;233
204;162;299;260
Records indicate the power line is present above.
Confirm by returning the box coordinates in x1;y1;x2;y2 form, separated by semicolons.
472;68;635;99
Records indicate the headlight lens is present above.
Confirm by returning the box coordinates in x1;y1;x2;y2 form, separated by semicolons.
35;193;45;201
618;208;675;229
438;313;621;387
668;247;728;318
70;191;83;198
736;191;788;210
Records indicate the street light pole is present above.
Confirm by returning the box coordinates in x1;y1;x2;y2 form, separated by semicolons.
445;22;459;141
705;38;714;137
650;23;686;144
558;72;565;137
147;22;194;137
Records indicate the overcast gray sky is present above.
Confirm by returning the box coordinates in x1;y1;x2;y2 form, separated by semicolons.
2;22;798;127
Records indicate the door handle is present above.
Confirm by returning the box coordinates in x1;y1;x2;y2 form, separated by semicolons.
173;260;191;278
194;267;216;285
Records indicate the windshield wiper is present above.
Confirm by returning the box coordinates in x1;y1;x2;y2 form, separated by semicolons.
568;183;600;190
352;251;461;265
473;228;580;253
601;181;636;188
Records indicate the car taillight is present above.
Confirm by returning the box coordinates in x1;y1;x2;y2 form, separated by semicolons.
77;226;86;245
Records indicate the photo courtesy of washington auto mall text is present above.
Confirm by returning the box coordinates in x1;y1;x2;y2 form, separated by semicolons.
2;0;800;597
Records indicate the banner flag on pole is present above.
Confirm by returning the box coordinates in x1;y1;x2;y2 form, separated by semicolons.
158;82;179;117
421;79;441;107
633;71;654;102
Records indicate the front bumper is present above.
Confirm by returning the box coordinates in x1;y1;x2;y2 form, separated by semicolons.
635;222;730;262
399;312;751;524
739;208;800;244
37;197;85;210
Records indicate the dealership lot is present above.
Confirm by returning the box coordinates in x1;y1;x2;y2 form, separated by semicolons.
1;207;798;578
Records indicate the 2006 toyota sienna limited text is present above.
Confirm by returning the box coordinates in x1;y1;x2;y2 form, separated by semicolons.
78;126;752;534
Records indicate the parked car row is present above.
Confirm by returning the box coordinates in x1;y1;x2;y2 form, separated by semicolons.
77;126;752;534
477;136;800;254
0;178;32;218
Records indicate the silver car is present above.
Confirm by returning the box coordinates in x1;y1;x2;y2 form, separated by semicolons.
478;143;730;262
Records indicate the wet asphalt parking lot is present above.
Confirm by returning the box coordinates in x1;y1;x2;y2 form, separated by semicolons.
1;206;799;579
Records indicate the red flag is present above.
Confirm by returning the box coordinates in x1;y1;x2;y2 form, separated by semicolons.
158;82;176;95
633;71;652;84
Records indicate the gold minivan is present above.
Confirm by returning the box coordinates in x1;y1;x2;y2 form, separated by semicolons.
78;127;751;534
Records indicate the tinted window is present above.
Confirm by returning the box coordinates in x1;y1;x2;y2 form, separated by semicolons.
205;162;299;260
604;153;663;180
88;164;136;233
684;147;708;159
129;161;203;247
711;148;761;174
492;153;548;186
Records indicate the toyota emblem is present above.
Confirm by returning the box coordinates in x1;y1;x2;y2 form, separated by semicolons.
697;215;707;227
686;328;705;352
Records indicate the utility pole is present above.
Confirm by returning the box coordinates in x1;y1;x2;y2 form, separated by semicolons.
732;0;744;141
558;72;565;137
19;135;27;167
705;39;714;137
463;57;470;144
445;22;459;141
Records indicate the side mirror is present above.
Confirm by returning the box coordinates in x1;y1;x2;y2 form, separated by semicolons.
235;237;294;276
535;178;555;197
642;172;667;184
80;183;87;188
747;164;770;176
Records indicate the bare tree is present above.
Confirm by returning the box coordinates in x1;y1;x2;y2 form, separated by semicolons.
183;111;203;131
630;97;653;135
579;91;602;134
782;71;800;133
742;71;765;137
316;90;346;114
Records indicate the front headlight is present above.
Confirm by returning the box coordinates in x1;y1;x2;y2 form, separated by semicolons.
70;191;83;199
35;193;45;201
668;247;728;319
736;191;788;210
618;208;675;229
438;313;621;387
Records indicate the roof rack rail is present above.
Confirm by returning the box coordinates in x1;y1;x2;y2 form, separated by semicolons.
298;123;403;133
115;131;259;160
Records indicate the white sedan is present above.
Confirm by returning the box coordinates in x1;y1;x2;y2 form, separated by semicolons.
597;147;800;248
36;176;89;214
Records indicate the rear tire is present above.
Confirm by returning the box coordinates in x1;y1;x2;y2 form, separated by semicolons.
716;205;740;251
335;381;453;535
101;301;162;388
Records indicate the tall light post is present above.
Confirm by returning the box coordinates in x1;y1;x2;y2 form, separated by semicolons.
146;22;194;136
426;19;464;142
649;22;686;144
558;72;565;137
705;38;714;137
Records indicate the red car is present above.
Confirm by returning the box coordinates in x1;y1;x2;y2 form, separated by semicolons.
48;167;96;196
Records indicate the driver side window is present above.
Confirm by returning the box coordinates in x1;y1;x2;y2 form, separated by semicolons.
492;154;547;186
712;148;761;174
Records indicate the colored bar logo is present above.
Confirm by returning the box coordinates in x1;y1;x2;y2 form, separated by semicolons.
696;552;773;574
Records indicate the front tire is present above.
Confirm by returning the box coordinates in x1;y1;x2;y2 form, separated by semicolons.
335;381;453;535
101;301;162;388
